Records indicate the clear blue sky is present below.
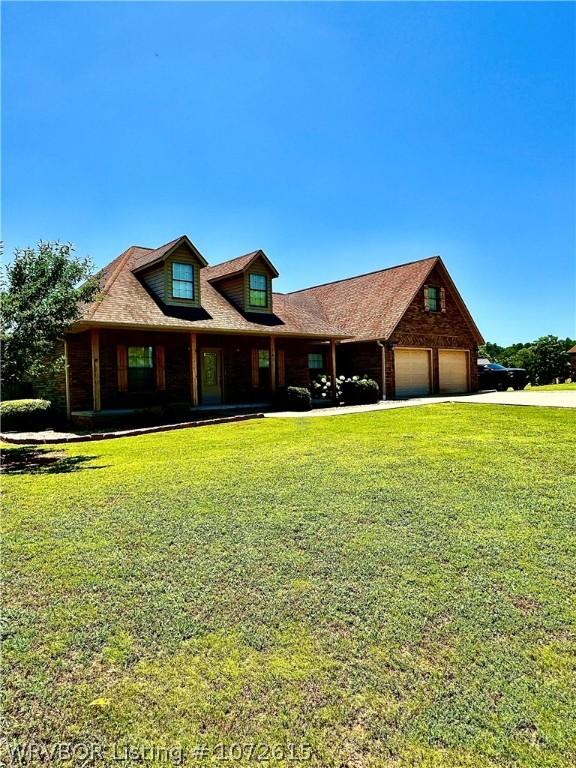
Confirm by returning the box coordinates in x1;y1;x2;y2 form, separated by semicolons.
3;1;574;344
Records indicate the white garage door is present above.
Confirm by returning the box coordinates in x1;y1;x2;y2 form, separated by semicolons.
395;348;431;398
439;350;469;394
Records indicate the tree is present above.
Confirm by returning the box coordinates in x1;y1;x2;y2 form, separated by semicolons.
478;342;505;361
527;335;570;385
479;336;574;384
1;241;99;387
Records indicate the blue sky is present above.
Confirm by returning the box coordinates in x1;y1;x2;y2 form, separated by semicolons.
3;1;574;344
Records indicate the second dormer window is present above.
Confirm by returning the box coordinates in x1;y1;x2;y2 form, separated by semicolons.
248;273;268;308
172;262;195;300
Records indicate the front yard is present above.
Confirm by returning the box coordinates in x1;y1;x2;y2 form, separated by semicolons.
2;405;575;767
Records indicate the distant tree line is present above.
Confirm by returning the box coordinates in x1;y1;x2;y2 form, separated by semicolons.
479;336;575;385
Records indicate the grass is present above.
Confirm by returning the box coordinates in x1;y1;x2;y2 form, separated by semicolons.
2;404;575;767
526;383;576;392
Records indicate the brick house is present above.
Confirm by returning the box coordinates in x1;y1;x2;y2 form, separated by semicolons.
55;235;483;419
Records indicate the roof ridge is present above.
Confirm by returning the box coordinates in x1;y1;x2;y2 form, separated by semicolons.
287;255;439;295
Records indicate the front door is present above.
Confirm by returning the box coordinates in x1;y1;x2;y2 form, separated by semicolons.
201;349;223;405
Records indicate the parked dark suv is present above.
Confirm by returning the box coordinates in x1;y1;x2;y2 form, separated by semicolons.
478;362;529;391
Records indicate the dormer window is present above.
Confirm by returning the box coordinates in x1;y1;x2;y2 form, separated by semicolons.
248;273;269;308
172;262;195;300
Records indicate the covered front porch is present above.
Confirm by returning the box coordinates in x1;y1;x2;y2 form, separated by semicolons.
64;326;339;421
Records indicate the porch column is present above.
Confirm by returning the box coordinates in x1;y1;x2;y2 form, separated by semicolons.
90;328;101;412
270;336;276;393
378;341;387;399
328;338;337;391
64;337;72;419
190;332;199;406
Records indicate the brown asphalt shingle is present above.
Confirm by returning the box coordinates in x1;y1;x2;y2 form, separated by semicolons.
287;257;440;342
84;247;347;338
80;237;481;342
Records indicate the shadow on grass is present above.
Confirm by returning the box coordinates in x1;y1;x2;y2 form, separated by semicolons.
0;447;106;475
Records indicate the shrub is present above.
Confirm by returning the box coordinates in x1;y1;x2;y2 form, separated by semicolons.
0;399;52;431
340;376;380;405
279;386;312;411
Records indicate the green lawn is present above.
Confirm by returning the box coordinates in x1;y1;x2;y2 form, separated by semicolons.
3;405;575;767
526;383;576;392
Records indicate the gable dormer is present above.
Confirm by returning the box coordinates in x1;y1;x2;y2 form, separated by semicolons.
208;250;279;314
132;235;208;308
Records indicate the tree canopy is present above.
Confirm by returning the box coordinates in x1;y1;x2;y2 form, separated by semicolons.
1;241;99;386
479;335;575;385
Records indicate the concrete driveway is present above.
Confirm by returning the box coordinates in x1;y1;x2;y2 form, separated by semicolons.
268;389;576;418
450;390;576;408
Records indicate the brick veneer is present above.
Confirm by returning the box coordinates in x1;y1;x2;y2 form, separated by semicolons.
64;329;318;412
338;265;479;398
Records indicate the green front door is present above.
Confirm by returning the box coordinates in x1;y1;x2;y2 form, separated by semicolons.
201;349;223;405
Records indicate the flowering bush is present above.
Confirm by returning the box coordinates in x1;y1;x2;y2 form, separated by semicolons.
310;374;379;404
311;374;341;400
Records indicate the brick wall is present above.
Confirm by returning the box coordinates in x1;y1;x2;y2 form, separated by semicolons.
99;329;190;408
337;266;480;398
67;331;93;411
64;328;317;411
337;342;383;392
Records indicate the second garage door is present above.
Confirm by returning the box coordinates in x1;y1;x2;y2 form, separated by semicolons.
395;348;431;398
439;350;469;394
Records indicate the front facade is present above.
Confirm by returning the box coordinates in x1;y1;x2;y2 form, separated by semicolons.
52;235;483;418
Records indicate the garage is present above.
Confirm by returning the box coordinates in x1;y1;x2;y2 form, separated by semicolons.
394;348;431;398
439;350;469;394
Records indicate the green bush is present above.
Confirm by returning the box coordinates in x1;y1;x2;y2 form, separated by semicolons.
1;399;52;431
279;386;312;411
340;376;380;405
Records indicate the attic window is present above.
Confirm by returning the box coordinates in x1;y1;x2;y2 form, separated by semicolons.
248;273;269;308
172;262;195;300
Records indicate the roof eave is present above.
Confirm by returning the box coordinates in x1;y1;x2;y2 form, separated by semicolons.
67;318;351;340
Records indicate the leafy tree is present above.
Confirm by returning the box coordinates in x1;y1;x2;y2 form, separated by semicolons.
1;241;98;387
478;342;504;361
479;336;574;384
527;335;570;384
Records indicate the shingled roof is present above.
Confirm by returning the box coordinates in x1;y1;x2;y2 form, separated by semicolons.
131;235;208;272
288;256;483;344
79;238;482;343
205;250;279;282
81;246;347;338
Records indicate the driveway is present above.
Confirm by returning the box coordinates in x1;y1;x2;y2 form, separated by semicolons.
268;389;576;418
451;390;576;408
